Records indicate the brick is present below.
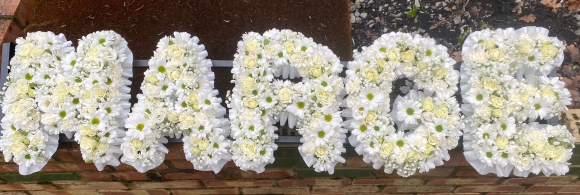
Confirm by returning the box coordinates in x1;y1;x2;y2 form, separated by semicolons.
0;164;21;173
1;192;35;195
171;188;239;195
241;187;309;194
278;179;315;186
128;181;201;189
417;194;480;195
215;168;243;180
53;182;128;190
164;144;185;160
353;178;423;185
526;185;580;192
0;183;55;191
343;158;373;168
48;163;112;172
454;185;526;193
203;180;274;187
312;186;380;194
115;163;168;171
29;191;100;195
0;19;22;56
374;166;455;178
502;177;551;184
169;160;193;169
162;171;214;180
240;169;293;179
487;193;552;195
427;178;499;185
383;186;455;193
77;172;149;181
0;173;79;182
297;169;373;178
12;0;37;26
52;149;84;163
0;0;19;16
441;156;471;167
99;190;170;195
454;167;497;177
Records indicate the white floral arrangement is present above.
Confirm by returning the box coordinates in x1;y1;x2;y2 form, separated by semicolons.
344;32;464;177
0;32;74;175
461;27;574;177
227;29;347;173
59;31;133;170
121;32;230;173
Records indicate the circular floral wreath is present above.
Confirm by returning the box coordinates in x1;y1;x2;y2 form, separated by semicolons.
344;32;463;177
121;32;230;173
461;27;575;177
227;29;347;173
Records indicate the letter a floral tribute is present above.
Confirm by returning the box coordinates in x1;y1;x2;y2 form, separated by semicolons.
461;27;574;177
121;32;230;173
227;29;347;173
65;31;134;170
0;32;74;175
344;32;464;177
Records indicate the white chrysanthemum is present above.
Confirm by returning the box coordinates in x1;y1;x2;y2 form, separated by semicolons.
397;100;423;125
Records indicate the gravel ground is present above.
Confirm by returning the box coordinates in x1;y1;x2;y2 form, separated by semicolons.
350;0;580;108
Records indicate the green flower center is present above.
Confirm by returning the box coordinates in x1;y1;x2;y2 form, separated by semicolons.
435;125;443;132
476;94;483;101
534;103;541;110
366;93;374;101
318;130;326;138
91;118;100;125
297;102;305;109
406;108;414;115
158;65;166;73
486;152;493;158
359;125;367;132
396;140;404;147
483;133;490;139
59;111;66;118
501;153;508;158
99;39;106;44
136;124;145;131
205;99;211;105
324;114;332;122
501;123;507;131
528;56;535;61
426;49;432;56
321;81;328;87
266;97;272;103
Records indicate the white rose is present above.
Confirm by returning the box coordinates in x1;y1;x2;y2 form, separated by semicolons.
179;114;195;130
243;56;257;68
31;46;44;58
17;44;33;57
80;125;97;137
314;147;328;158
244;98;259;109
168;69;182;81
278;88;293;103
10;142;26;155
90;86;107;99
422;97;434;112
428;133;440;145
81;58;105;72
303;141;316;154
317;91;334;105
40;113;57;125
487;48;504;61
98;47;117;61
240;140;257;159
516;41;533;54
540;43;558;59
143;83;161;97
96;142;109;152
401;50;416;62
131;139;143;150
150;109;167;123
80;136;97;151
380;142;394;158
167;45;185;59
38;96;56;112
15;79;29;94
283;41;295;54
421;112;434;122
434;105;448;118
30;135;45;148
495;136;509;149
240;77;256;94
168;111;180;123
198;139;210;151
86;47;100;58
245;40;260;53
386;49;400;61
362;68;379;81
144;73;159;85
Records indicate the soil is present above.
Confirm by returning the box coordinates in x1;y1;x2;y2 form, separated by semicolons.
350;0;580;108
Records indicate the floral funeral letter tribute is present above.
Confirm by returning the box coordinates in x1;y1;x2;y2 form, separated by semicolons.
0;32;74;175
344;32;464;177
121;32;230;173
227;29;347;173
68;31;134;170
461;27;575;177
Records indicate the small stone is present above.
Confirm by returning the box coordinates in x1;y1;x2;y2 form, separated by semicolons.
361;12;368;19
575;29;580;36
400;86;410;94
350;14;356;23
575;14;580;20
367;20;375;27
356;16;362;23
453;16;461;25
435;2;442;7
368;0;374;5
355;11;360;17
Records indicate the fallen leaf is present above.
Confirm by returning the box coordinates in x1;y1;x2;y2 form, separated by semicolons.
519;14;536;23
562;77;574;88
571;89;580;102
365;31;379;41
566;43;580;63
452;51;463;62
444;7;453;11
541;0;562;12
569;0;580;10
512;1;524;13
